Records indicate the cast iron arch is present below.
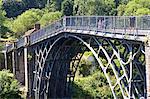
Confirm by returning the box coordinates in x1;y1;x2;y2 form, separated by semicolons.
32;33;145;99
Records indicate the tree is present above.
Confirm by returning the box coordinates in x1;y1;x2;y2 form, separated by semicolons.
0;70;21;99
23;0;47;8
73;71;115;98
135;8;150;15
61;0;73;16
114;0;130;15
3;0;47;18
118;0;150;16
73;0;116;16
0;0;7;37
117;4;126;16
10;9;43;37
0;0;5;25
3;0;26;18
47;0;64;11
40;11;62;26
44;1;57;12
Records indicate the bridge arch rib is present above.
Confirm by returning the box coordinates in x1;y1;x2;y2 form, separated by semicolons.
30;33;146;99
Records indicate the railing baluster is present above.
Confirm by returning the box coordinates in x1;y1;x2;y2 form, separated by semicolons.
88;17;90;30
135;16;138;37
113;16;116;32
124;16;126;36
104;16;106;33
96;16;98;33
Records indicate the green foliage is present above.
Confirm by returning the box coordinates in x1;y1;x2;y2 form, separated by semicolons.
117;4;126;16
1;18;14;38
61;0;73;16
0;43;4;63
0;70;21;99
0;0;6;25
78;51;98;77
50;0;64;11
3;7;62;37
135;8;150;15
3;0;26;18
78;59;93;77
3;0;47;18
118;0;150;16
44;2;57;12
73;46;125;98
73;0;116;15
10;9;43;36
40;11;62;26
73;71;113;98
72;82;93;98
0;0;7;36
84;51;93;57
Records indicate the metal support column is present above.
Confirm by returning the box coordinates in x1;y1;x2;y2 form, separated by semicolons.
145;39;150;98
24;36;29;93
12;43;16;74
24;47;28;92
63;16;66;30
4;50;7;69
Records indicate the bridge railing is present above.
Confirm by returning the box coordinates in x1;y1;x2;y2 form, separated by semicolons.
65;16;150;34
6;44;13;52
30;18;63;44
16;37;25;48
137;16;150;30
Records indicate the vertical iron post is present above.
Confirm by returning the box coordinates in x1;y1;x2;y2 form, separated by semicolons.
63;16;66;30
4;46;7;69
12;42;16;74
145;39;150;98
24;35;29;93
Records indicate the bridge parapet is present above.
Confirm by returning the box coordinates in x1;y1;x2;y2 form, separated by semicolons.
16;37;25;48
65;16;150;35
30;18;63;45
66;16;150;29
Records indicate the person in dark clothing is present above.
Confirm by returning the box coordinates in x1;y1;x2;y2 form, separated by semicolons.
130;16;136;29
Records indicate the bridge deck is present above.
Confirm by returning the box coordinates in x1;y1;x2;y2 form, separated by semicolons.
66;28;149;41
6;16;150;52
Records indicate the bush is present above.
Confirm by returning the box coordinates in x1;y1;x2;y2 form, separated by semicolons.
73;71;113;98
39;11;62;26
0;70;21;99
10;9;44;36
61;0;74;16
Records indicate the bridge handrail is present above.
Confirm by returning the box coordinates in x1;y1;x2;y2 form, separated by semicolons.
6;16;150;52
6;44;13;52
16;37;25;48
29;18;63;44
65;16;150;30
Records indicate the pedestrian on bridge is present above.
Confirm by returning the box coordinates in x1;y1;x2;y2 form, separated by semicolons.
130;16;136;30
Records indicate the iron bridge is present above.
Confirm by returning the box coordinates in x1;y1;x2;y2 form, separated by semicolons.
4;16;150;99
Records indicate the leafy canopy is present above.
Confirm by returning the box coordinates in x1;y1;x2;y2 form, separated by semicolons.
0;70;21;99
73;0;116;15
118;0;150;15
10;9;43;36
40;11;62;26
61;0;73;16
